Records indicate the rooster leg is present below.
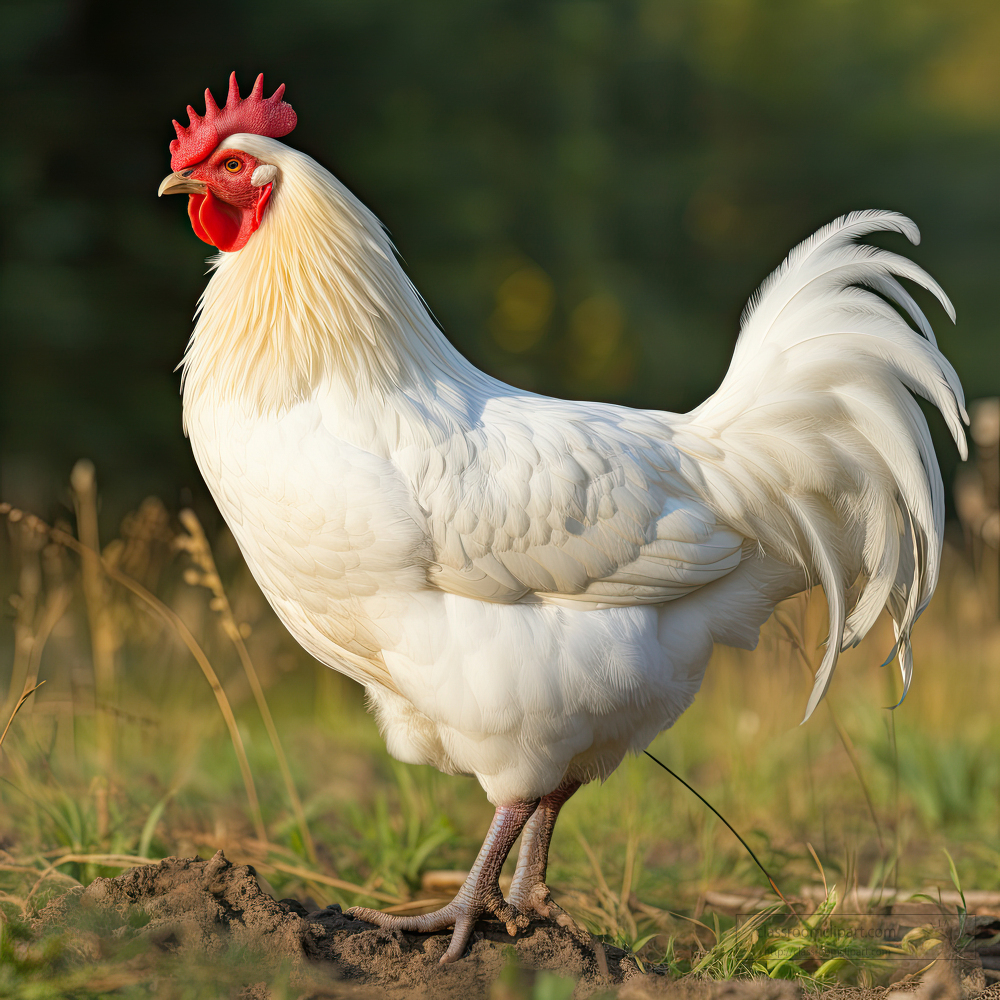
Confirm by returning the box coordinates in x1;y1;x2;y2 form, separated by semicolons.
348;798;538;964
506;779;581;926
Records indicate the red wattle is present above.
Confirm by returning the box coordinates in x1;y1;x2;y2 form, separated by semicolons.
186;183;272;252
188;189;242;250
187;193;213;245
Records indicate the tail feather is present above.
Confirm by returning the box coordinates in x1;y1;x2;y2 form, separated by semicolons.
681;210;967;720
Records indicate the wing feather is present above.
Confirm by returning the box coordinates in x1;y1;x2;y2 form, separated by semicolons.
401;397;744;607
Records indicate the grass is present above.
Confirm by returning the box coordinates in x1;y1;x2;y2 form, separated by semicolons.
1;461;998;996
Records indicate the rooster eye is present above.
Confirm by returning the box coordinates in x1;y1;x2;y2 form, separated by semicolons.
224;158;242;173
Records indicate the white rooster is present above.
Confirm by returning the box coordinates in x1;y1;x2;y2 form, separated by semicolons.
159;75;967;962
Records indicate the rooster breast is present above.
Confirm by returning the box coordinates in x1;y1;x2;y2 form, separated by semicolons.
184;392;431;685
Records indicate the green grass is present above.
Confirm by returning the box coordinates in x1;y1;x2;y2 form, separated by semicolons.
1;473;998;996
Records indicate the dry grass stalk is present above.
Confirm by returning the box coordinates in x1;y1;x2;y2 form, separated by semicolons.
773;593;887;858
2;838;420;913
569;826;646;940
0;502;269;847
2;511;46;722
24;569;73;702
175;508;318;863
258;858;409;905
619;824;640;941
57;527;269;846
1;513;77;780
70;460;120;806
0;681;46;752
163;830;424;907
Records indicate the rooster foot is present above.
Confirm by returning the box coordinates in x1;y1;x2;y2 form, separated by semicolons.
349;887;520;963
504;779;581;928
347;799;537;964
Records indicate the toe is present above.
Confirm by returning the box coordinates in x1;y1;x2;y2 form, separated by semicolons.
346;904;458;934
508;882;554;921
345;905;381;925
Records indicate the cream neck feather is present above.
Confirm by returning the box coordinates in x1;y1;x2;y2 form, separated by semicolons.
180;134;481;422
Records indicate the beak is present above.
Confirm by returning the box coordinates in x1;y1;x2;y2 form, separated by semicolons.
158;171;208;197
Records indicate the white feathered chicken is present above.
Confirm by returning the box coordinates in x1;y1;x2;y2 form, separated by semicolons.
159;74;967;962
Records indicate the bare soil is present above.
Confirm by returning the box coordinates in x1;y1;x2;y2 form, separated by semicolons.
30;852;1000;1000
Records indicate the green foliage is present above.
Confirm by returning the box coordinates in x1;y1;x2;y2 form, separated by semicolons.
653;889;908;987
872;733;1000;828
339;761;458;896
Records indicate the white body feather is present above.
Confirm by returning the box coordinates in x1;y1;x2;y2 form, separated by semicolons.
181;135;966;804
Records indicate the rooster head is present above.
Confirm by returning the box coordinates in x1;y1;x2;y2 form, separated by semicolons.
158;73;296;252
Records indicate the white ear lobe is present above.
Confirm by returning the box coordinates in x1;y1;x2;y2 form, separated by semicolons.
251;164;278;187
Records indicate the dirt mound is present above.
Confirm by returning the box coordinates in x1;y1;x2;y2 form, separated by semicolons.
31;850;659;997
35;852;993;999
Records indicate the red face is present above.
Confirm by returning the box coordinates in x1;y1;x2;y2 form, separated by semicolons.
168;147;273;252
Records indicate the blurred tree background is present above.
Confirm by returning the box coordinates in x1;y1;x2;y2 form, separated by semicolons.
2;0;998;529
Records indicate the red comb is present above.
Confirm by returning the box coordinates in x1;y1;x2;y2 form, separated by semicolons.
169;72;297;170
